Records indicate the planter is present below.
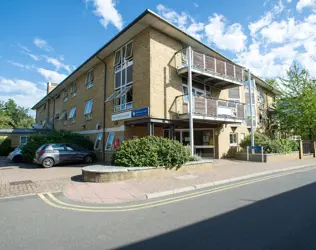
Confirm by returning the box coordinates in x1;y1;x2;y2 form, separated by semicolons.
234;151;300;163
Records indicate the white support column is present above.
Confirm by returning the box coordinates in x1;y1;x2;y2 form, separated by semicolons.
188;46;194;156
224;61;227;76
248;69;255;150
214;57;217;74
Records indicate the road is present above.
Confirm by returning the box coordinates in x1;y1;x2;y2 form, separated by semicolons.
1;166;316;250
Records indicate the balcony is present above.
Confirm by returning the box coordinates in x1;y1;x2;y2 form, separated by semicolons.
175;48;245;89
175;94;246;123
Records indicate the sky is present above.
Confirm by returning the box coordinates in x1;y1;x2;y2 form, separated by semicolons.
0;0;316;114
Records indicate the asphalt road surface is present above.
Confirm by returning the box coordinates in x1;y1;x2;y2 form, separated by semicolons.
2;166;316;250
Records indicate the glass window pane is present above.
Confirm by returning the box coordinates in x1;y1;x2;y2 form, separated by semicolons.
127;87;133;103
127;64;133;84
114;50;121;65
122;68;126;86
125;42;133;58
115;71;121;89
105;133;115;150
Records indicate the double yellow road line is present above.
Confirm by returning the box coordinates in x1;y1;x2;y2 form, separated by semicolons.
38;167;315;213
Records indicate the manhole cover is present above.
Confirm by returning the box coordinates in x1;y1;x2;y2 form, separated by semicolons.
10;180;33;185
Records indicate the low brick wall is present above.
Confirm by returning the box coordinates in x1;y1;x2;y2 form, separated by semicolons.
234;151;300;163
82;160;212;183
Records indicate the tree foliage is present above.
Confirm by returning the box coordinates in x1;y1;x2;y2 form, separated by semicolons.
0;99;34;129
275;63;316;139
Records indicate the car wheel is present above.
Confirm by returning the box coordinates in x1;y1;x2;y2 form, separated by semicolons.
84;155;93;164
13;155;23;163
42;158;54;168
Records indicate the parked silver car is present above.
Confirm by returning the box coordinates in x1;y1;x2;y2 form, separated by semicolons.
7;145;24;162
33;143;96;168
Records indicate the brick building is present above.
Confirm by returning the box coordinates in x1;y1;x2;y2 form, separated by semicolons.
32;9;280;161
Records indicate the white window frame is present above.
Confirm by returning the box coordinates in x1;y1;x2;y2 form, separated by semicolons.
240;133;245;143
59;110;67;120
85;69;94;89
114;41;133;66
68;107;76;120
84;99;93;119
229;133;238;146
94;133;102;150
71;81;77;97
20;136;29;145
105;132;115;151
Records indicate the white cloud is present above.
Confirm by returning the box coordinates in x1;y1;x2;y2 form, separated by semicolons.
0;77;46;109
193;2;199;7
86;0;123;30
7;61;33;70
33;37;53;52
204;14;247;52
287;0;292;3
248;0;284;37
44;56;74;73
157;4;205;40
36;68;67;83
296;0;316;12
17;44;40;61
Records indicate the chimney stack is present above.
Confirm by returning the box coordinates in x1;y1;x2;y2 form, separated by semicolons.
47;82;58;94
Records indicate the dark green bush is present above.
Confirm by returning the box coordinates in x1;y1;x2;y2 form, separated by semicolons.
0;137;13;156
240;133;299;154
21;130;93;161
113;136;191;168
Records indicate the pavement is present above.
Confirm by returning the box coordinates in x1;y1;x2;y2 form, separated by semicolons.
63;158;316;204
2;165;316;249
0;157;83;197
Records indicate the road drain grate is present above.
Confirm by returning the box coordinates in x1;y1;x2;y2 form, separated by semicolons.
10;180;33;185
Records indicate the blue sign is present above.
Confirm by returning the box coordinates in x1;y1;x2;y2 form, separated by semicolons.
249;146;262;150
132;107;149;118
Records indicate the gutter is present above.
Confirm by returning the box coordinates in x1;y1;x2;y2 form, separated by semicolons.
96;56;107;163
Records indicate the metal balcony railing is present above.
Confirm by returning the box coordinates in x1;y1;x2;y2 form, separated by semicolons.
175;48;245;83
175;94;246;122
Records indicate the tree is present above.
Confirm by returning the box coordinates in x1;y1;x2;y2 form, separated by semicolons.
275;63;316;140
0;99;35;129
265;78;278;88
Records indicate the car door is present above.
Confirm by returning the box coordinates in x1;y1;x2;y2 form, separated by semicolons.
65;144;84;162
51;144;68;164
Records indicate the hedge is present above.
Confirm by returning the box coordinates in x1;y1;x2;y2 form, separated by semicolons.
0;137;13;156
21;130;94;161
113;136;191;168
240;133;299;154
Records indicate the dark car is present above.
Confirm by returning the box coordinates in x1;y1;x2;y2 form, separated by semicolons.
33;143;96;168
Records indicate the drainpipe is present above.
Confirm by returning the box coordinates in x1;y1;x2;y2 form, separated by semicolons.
187;46;194;156
96;56;107;163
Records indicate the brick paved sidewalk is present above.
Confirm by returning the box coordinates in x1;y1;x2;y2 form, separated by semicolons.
64;158;316;204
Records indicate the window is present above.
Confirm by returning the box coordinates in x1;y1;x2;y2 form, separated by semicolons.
182;84;206;103
105;89;120;103
84;100;93;119
63;89;68;102
114;50;121;66
86;69;94;89
114;41;133;66
229;133;238;145
125;42;133;59
113;61;133;112
105;132;115;150
71;81;77;97
51;144;66;151
20;136;29;145
163;129;170;139
259;111;265;124
257;86;264;104
68;107;76;120
56;93;60;99
59;110;67;120
55;113;60;120
94;133;102;150
228;87;240;100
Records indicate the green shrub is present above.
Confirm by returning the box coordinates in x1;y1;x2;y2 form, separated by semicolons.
21;130;93;161
189;154;202;162
240;133;299;154
0;137;13;156
113;136;191;168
